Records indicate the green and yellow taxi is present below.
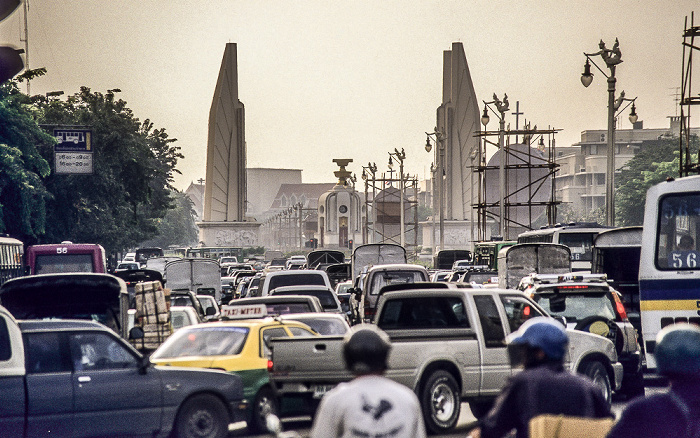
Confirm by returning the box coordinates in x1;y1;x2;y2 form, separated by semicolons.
150;314;317;433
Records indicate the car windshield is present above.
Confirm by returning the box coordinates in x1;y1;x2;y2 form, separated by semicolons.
197;297;218;314
273;290;337;310
152;326;249;358
265;303;313;315
463;272;496;284
533;290;617;322
370;270;426;295
288;318;348;335
268;273;326;290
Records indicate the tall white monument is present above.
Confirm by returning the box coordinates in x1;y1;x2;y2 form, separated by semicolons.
198;43;260;247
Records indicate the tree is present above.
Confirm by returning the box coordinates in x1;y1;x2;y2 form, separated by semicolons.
0;71;53;241
615;136;698;226
34;87;183;254
138;190;199;249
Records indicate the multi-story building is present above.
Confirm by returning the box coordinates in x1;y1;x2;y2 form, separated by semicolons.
556;117;699;216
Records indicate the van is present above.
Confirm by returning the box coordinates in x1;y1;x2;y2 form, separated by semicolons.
353;264;430;322
259;270;332;296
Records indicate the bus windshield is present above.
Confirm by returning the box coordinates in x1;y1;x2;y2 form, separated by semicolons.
559;232;597;262
35;254;94;274
656;192;700;270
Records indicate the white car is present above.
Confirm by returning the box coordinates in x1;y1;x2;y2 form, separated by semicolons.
170;305;202;330
122;252;136;263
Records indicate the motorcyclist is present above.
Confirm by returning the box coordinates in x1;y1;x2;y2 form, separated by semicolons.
471;317;612;438
309;324;426;438
607;323;700;438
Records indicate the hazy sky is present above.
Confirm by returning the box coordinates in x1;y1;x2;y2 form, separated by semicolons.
2;1;697;191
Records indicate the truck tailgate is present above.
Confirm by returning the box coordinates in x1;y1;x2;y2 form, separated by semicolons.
270;336;351;382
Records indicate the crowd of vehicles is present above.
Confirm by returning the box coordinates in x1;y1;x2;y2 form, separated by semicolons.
1;174;699;435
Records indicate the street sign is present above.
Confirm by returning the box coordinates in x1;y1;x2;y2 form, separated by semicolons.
53;128;93;174
53;128;91;151
55;152;93;174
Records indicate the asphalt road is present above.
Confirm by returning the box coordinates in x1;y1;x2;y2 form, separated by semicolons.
231;377;669;438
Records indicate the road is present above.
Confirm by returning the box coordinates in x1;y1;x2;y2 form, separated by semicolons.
230;378;669;438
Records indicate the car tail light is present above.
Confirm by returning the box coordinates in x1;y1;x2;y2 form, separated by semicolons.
364;304;375;320
267;360;274;372
612;293;628;320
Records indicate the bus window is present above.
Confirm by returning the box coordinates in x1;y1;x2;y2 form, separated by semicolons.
656;193;700;270
559;232;597;262
35;254;94;274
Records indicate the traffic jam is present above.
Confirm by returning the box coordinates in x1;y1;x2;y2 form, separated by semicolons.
0;177;699;437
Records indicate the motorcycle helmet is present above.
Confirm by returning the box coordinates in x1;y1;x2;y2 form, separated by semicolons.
507;317;569;365
343;324;391;374
655;323;700;378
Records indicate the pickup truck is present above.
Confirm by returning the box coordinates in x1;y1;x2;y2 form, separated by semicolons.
269;287;623;434
0;304;247;438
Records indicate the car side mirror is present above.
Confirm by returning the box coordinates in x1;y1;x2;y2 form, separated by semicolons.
138;355;150;375
205;307;216;316
552;315;567;327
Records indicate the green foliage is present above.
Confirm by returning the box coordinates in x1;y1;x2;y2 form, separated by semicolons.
33;87;184;253
0;77;53;239
138;190;198;248
615;137;689;227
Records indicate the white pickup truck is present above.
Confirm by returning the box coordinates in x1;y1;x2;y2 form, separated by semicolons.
269;287;623;434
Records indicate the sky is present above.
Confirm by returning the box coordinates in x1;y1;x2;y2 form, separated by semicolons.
1;1;697;191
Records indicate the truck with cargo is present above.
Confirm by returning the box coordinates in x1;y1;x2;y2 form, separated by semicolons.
269;287;623;434
0;273;172;353
0;303;247;437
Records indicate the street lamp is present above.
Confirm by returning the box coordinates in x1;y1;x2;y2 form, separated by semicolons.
581;38;639;226
361;162;377;244
482;93;510;239
426;129;446;251
388;148;406;247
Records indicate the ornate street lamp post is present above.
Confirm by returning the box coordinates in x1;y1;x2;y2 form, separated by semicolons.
388;148;406;247
425;130;446;251
482;93;510;239
581;39;638;226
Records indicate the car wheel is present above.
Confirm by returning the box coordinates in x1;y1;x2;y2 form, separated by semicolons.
173;394;228;438
250;386;279;434
581;361;612;406
420;370;460;434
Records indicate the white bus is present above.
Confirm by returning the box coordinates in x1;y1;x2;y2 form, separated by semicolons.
516;223;610;271
639;175;700;369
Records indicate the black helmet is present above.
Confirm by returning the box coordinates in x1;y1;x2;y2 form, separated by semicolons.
343;324;391;374
655;323;700;378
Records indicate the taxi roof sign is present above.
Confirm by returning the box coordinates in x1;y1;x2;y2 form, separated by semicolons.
221;303;268;319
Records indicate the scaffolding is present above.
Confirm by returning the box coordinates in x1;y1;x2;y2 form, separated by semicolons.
363;171;419;255
680;12;700;176
472;126;560;241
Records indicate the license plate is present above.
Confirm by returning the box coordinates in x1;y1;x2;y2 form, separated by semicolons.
312;384;334;398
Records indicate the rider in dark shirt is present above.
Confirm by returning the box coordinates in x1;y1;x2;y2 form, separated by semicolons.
473;318;612;438
607;324;700;438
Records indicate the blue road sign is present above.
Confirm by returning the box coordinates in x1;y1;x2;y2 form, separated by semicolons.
54;128;92;152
